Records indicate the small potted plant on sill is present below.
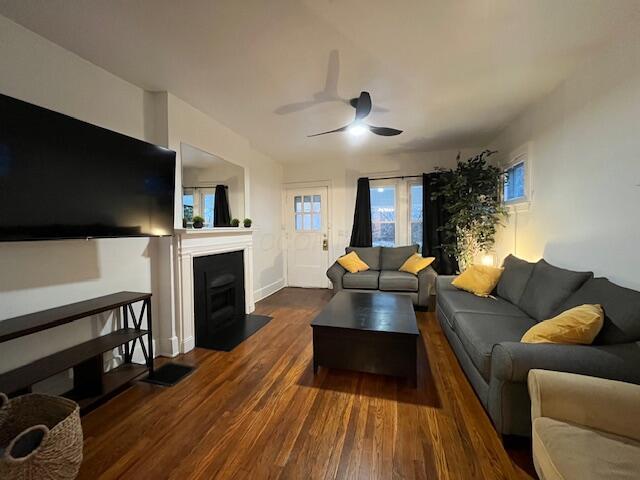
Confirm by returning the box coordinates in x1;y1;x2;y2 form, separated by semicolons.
230;218;240;227
192;216;204;229
243;218;252;228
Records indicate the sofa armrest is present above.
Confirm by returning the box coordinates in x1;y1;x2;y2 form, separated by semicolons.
529;369;640;441
417;265;437;306
492;341;640;384
326;261;346;291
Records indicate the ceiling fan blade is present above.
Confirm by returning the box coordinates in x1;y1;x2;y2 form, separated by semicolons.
368;125;403;136
307;125;350;137
354;91;372;120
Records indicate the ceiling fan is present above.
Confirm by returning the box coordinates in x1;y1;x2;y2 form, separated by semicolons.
307;91;402;138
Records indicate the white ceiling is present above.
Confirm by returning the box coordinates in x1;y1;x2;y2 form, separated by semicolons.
1;0;638;163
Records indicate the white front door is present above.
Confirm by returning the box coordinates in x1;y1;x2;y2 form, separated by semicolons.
285;187;329;288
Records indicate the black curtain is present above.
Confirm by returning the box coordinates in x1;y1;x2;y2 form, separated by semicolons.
349;177;372;247
423;173;458;274
213;184;231;227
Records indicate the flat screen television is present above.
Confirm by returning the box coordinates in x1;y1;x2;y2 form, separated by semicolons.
0;93;176;241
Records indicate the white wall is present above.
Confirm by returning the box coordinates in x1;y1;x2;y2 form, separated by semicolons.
489;32;640;290
283;149;478;264
0;15;155;373
0;16;284;374
166;94;284;302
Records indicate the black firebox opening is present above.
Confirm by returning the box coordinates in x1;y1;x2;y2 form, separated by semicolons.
193;251;245;348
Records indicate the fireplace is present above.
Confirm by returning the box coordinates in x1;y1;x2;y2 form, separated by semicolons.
193;251;245;348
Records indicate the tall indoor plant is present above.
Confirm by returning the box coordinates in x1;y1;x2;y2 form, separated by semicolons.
434;150;507;271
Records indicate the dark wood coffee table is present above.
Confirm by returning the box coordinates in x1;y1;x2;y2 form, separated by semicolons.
311;291;419;386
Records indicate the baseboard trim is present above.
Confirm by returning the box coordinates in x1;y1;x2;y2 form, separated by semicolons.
158;336;179;358
182;335;195;353
254;278;285;302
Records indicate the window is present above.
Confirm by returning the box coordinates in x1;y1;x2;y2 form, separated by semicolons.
370;186;396;247
183;192;194;223
504;161;526;202
294;194;321;231
369;181;424;248
183;187;214;227
203;192;215;227
409;184;423;250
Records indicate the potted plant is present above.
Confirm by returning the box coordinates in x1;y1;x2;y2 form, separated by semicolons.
230;218;240;227
192;216;204;229
434;150;507;271
243;218;252;228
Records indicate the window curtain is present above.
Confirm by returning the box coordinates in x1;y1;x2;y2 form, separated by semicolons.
349;177;372;247
422;173;458;274
213;184;231;227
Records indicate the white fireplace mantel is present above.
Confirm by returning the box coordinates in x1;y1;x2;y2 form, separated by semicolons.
173;228;254;353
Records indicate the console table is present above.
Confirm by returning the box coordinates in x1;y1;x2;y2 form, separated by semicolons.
0;291;153;412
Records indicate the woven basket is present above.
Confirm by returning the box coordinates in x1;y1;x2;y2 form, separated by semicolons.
0;392;83;480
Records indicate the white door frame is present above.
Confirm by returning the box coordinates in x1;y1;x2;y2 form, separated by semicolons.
282;180;333;288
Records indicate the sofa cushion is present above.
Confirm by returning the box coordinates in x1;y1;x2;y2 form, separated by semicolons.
521;304;604;345
452;265;504;297
345;246;381;270
342;271;379;290
379;271;418;292
437;276;531;330
533;417;640;480
455;312;536;380
497;255;536;305
380;245;418;271
337;251;370;273
558;278;640;345
518;259;593;321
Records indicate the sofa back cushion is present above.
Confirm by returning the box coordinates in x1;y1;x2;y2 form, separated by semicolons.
496;255;536;305
558;278;640;344
380;245;419;271
518;259;593;321
346;246;381;270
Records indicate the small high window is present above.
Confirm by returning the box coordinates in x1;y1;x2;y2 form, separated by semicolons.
504;161;526;203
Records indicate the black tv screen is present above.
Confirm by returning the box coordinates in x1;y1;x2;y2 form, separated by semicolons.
0;93;176;241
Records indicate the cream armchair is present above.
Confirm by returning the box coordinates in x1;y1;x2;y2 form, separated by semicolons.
528;369;640;480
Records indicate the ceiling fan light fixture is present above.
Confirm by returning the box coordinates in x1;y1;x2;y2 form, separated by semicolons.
307;91;401;138
347;123;368;137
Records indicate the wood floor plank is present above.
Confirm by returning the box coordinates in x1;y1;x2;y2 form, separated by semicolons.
77;288;534;480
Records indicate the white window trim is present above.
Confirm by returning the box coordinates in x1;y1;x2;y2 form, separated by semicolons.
502;142;533;212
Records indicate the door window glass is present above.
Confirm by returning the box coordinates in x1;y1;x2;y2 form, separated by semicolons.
294;194;321;231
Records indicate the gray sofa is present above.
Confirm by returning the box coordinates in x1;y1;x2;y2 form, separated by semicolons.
327;245;437;309
437;254;640;437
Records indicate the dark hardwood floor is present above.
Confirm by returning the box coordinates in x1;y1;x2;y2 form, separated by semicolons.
79;288;535;479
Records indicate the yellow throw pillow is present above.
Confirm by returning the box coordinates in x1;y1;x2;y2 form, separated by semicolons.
521;304;604;344
451;265;504;297
337;251;370;273
399;254;435;275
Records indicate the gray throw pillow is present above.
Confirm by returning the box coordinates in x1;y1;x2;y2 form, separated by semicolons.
558;278;640;345
518;259;593;321
345;246;381;270
496;255;536;305
380;245;419;271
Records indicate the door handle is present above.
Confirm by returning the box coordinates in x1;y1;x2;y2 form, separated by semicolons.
322;238;328;251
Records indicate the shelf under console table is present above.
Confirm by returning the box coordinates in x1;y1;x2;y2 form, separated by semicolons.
0;291;154;412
